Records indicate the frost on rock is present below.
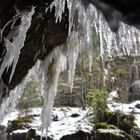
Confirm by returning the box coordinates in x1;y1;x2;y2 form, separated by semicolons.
37;46;67;138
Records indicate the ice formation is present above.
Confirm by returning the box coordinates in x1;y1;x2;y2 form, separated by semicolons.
0;7;35;82
37;46;67;138
0;0;140;139
0;7;35;120
37;0;140;137
0;86;22;121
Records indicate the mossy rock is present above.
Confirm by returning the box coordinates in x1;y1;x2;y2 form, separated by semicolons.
7;115;33;133
93;110;140;140
96;128;135;140
97;110;136;133
95;122;116;129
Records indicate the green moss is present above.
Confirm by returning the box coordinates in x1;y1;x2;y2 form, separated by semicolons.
7;115;33;133
121;131;135;140
111;65;128;77
96;110;136;132
95;122;116;129
93;110;139;140
96;128;135;140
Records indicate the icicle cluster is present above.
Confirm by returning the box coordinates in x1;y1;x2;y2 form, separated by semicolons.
50;0;140;90
0;8;35;121
0;7;35;82
38;1;140;137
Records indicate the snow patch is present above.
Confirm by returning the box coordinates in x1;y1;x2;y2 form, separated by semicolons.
108;91;140;128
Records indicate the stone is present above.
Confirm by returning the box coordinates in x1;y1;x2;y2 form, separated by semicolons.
60;130;92;140
135;104;140;109
70;113;80;118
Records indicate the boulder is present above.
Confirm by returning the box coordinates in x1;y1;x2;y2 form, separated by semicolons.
60;131;92;140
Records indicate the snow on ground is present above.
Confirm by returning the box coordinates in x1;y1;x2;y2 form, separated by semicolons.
108;91;140;128
97;128;125;138
2;91;140;139
1;110;19;127
46;108;92;140
2;107;93;140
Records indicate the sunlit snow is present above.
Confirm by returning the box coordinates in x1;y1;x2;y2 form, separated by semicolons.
108;91;140;128
2;107;92;140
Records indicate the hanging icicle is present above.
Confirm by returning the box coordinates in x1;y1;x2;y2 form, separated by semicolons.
37;46;67;139
0;7;35;83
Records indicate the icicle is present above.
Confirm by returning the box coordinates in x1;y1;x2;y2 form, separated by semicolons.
0;39;16;78
67;32;79;92
84;4;96;72
0;7;35;83
50;0;66;23
0;79;9;105
98;14;105;57
37;46;67;139
0;85;22;122
8;7;35;82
